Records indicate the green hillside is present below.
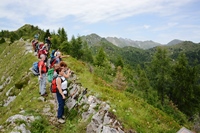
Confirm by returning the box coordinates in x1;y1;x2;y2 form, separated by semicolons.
0;40;192;133
0;24;198;132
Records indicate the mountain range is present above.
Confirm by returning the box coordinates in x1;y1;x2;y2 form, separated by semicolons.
82;33;185;50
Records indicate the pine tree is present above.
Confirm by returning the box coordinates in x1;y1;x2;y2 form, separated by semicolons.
70;35;83;59
116;56;124;68
95;47;106;67
170;53;200;116
82;41;93;63
59;28;68;43
138;69;151;99
149;47;171;105
0;38;5;44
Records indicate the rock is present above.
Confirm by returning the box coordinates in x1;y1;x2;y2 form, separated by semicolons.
0;84;3;91
43;107;51;113
19;110;25;114
38;97;46;102
6;114;35;125
12;123;31;133
6;86;14;96
102;126;118;133
3;96;16;106
66;97;77;111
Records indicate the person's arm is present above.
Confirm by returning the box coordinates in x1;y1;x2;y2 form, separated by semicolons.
56;78;66;99
39;62;42;78
63;69;71;78
61;55;70;58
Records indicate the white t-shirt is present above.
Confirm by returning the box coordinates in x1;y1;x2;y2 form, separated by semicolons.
57;76;68;94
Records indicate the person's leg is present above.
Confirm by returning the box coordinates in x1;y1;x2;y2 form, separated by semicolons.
40;74;46;95
56;92;64;119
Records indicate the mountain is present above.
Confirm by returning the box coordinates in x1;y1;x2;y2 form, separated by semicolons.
106;37;162;49
0;25;197;132
81;34;150;68
81;33;103;47
167;39;183;46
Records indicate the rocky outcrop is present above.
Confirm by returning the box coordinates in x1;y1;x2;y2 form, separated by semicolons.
65;73;125;133
0;114;35;133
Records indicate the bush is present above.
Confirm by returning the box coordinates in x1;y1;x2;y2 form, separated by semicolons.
0;38;5;44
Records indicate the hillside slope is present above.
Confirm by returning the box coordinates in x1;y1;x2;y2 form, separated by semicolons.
0;39;191;132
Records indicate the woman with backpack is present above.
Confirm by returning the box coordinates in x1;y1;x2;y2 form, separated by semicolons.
56;67;68;124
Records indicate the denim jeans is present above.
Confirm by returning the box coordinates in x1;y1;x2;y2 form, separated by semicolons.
39;73;46;95
56;91;65;119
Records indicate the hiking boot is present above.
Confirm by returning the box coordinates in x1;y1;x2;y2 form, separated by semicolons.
62;115;66;119
58;118;65;124
41;93;48;97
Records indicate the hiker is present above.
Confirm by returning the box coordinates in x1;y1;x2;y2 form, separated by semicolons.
31;39;38;52
54;49;60;57
45;36;52;51
38;54;48;97
50;49;57;59
38;44;48;62
49;52;70;68
34;33;39;40
56;67;68;123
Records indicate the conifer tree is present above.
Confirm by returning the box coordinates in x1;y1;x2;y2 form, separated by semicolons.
116;56;124;68
82;41;93;63
95;47;106;66
44;29;51;40
170;53;200;116
70;35;83;59
149;47;171;105
0;38;5;44
138;69;151;99
59;27;68;43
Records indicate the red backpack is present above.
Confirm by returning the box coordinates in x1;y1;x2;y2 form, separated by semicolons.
50;76;64;93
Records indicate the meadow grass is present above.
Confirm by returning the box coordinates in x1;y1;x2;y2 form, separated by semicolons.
0;40;191;133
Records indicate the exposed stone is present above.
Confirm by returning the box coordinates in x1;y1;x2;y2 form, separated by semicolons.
66;97;77;111
0;84;3;90
6;86;14;96
6;114;35;124
38;97;45;102
5;76;12;84
102;126;118;133
4;96;16;106
12;123;31;133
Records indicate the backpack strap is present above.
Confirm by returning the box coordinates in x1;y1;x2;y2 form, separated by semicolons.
57;76;65;83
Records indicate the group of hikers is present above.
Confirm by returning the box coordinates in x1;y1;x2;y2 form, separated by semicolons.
31;34;71;124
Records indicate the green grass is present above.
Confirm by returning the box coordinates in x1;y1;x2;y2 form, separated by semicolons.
64;56;191;133
0;40;192;133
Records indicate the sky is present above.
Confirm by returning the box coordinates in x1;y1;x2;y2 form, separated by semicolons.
0;0;200;44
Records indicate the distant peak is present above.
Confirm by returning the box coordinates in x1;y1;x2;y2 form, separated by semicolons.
167;39;183;46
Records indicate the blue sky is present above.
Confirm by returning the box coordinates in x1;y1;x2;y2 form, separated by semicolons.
0;0;200;44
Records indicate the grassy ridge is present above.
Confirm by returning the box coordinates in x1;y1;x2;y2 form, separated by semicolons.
0;40;191;132
65;57;191;132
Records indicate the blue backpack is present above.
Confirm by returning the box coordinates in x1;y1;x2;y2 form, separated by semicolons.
32;62;39;76
50;50;56;59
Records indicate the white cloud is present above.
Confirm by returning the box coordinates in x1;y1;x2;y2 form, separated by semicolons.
0;0;195;24
0;0;199;44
